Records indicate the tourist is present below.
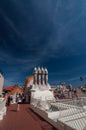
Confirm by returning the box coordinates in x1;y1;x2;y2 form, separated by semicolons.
6;96;10;106
17;96;22;111
10;94;13;104
16;93;19;103
7;96;11;106
22;93;25;104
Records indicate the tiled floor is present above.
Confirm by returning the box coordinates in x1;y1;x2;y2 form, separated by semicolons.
0;104;57;130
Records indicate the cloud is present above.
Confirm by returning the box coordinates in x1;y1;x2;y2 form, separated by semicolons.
0;8;22;38
4;72;22;87
1;0;85;62
66;77;80;82
37;0;86;60
64;75;86;87
1;0;86;86
4;79;15;87
49;72;69;76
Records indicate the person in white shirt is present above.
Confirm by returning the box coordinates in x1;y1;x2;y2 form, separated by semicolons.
17;96;22;111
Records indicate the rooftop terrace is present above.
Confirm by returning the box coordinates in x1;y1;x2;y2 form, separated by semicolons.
0;104;56;130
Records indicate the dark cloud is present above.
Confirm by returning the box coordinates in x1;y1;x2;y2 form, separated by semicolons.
0;0;86;87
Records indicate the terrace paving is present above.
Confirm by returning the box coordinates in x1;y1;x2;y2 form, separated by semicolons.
0;104;57;130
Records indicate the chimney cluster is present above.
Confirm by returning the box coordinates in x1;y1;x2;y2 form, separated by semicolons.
33;67;48;85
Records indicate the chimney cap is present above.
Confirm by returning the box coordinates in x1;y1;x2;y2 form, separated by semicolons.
44;68;48;73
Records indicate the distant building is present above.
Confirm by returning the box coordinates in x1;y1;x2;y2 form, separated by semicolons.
23;76;34;103
3;84;23;102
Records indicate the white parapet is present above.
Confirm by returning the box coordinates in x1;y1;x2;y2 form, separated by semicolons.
0;72;4;96
0;98;6;120
31;89;55;110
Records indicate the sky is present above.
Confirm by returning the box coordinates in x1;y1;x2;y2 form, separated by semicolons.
0;0;86;87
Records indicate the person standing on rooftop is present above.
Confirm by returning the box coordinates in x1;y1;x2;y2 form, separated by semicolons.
17;94;22;111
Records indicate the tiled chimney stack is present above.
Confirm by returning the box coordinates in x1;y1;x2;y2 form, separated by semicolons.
33;67;48;85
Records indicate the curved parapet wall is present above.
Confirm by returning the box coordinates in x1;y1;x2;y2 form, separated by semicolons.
0;98;6;120
0;73;4;96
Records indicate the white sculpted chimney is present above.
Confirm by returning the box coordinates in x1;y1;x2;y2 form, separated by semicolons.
34;67;37;85
33;67;48;86
41;67;45;85
44;68;48;85
38;67;41;85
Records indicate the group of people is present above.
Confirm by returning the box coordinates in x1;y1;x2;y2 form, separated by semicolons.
16;93;25;104
6;93;26;108
6;94;14;106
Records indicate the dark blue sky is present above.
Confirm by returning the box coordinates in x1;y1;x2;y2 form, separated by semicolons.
0;0;86;87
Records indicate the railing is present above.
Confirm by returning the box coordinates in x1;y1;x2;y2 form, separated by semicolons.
31;97;86;130
49;100;86;130
56;99;74;103
55;97;86;107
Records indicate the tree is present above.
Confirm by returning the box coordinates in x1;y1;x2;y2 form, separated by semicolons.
80;76;83;81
